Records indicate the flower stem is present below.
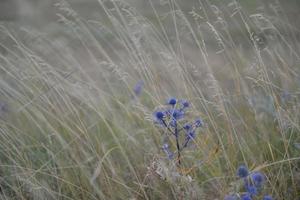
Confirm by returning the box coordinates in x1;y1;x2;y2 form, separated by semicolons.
175;121;181;167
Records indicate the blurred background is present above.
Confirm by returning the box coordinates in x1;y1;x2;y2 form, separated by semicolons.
1;0;300;67
1;0;300;27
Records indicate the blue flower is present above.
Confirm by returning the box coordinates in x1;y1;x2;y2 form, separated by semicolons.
181;100;189;108
168;98;177;106
155;111;164;120
133;80;144;96
229;166;271;200
194;118;203;127
241;193;252;200
183;123;192;130
171;109;184;120
153;98;204;163
165;108;184;121
263;195;273;200
246;185;258;196
237;165;249;178
250;172;265;187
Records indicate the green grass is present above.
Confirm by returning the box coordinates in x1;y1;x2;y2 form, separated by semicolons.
0;0;300;199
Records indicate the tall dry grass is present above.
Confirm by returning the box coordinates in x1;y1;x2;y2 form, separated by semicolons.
0;0;300;199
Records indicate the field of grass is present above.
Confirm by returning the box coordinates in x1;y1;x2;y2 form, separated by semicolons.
0;0;300;199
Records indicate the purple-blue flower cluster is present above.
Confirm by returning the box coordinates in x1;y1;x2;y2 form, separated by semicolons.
225;165;273;200
153;98;203;164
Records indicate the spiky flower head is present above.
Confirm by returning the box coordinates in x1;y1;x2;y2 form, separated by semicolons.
171;109;184;120
183;123;192;130
237;165;249;178
194;118;203;127
250;172;265;187
154;111;164;123
168;97;177;106
246;185;258;196
181;100;189;108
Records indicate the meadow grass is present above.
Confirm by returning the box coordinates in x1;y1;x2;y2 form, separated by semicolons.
0;0;300;199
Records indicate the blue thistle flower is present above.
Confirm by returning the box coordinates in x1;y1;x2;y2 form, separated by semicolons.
229;166;271;200
153;98;204;165
263;195;273;200
165;108;184;122
241;193;252;200
154;111;166;126
183;123;192;130
194;118;203;127
237;165;249;178
250;172;265;187
155;111;164;120
246;185;258;196
133;80;144;96
181;100;189;108
171;109;184;121
168;98;177;106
